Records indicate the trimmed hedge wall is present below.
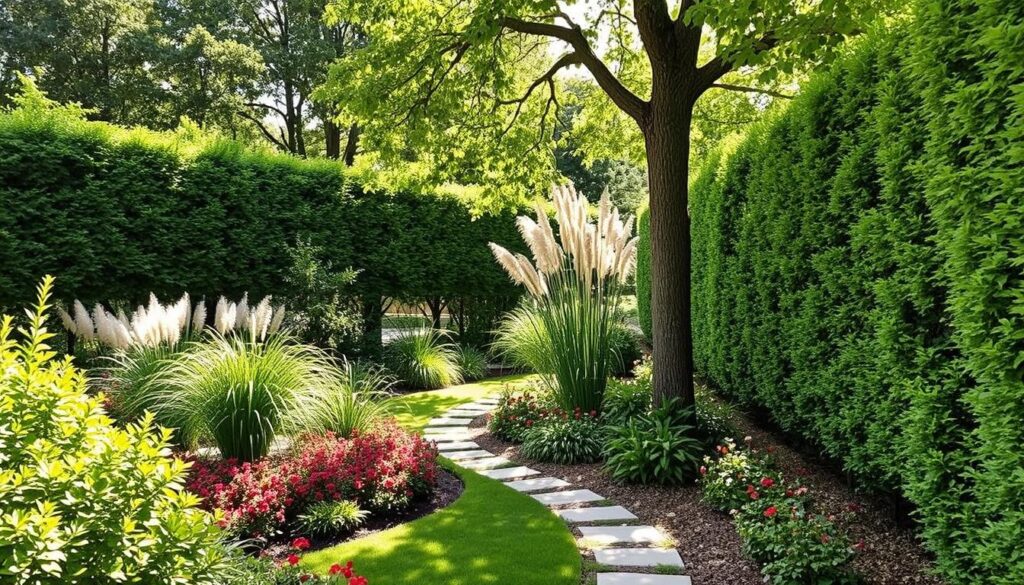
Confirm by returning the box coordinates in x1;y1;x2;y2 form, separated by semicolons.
635;203;652;341
688;3;1022;583
0;102;523;341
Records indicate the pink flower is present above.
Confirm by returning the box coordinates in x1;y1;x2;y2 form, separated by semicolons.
763;506;778;518
760;477;774;488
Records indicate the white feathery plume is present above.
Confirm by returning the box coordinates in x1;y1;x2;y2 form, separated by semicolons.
251;296;273;340
269;305;286;335
224;302;237;333
57;305;77;334
214;296;229;334
73;300;95;341
175;293;191;330
191;301;207;333
235;293;249;331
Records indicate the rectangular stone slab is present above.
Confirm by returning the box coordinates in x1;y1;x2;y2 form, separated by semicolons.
423;431;473;441
594;548;684;568
555;506;638;523
503;477;572;493
597;574;691;585
436;441;479;451
478;466;540;480
531;489;605;506
578;525;666;546
458;456;512;470
445;410;488;417
440;449;493;461
427;417;474;426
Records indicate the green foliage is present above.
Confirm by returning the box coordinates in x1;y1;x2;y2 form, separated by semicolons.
284;239;362;353
296;500;369;537
601;378;651;427
104;341;189;435
689;8;1024;582
521;416;604;465
0;277;231;584
306;359;393;438
383;330;463;390
607;322;641;376
603;399;705;485
487;389;552;443
491;305;553;373
635;204;652;341
454;345;488;382
0;94;524;340
158;333;337;461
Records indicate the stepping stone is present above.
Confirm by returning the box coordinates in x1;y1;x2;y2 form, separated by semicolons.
459;456;512;470
446;408;489;416
532;489;605;506
555;506;638;523
503;477;572;493
436;441;479;451
475;398;500;405
597;574;691;585
440;449;493;461
594;548;684;568
479;466;539;480
423;430;473;441
578;525;667;546
427;417;473;426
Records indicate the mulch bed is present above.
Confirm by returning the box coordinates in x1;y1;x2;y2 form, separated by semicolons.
467;399;945;585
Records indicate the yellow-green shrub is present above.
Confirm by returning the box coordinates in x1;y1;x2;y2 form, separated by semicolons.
0;277;231;584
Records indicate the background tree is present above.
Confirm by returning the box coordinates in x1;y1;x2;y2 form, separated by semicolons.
321;0;884;407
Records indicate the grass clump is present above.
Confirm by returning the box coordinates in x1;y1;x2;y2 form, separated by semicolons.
383;329;463;390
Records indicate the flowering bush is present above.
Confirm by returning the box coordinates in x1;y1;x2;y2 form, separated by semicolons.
186;419;438;540
487;390;553;442
701;439;859;584
247;540;369;585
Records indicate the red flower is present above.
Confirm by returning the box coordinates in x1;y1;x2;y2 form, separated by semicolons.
699;465;707;476
329;563;344;575
763;506;778;518
350;577;368;585
300;575;310;582
853;539;866;551
785;489;794;497
760;477;774;488
291;537;311;551
745;485;760;500
287;554;300;566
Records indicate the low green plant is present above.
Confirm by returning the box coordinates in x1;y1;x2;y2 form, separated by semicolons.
490;305;553;373
695;388;737;445
488;388;552;442
296;500;369;537
383;329;463;390
521;415;603;464
0;277;231;584
603;398;705;485
104;341;187;428
601;378;651;426
157;332;337;461
607;322;641;376
698;438;774;512
455;345;488;381
308;359;393;438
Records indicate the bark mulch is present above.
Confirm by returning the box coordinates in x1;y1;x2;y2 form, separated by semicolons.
467;400;944;585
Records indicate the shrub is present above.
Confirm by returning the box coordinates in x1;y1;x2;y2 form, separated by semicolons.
601;378;651;427
490;304;552;373
283;239;362;354
487;389;553;443
158;333;337;461
603;398;704;485
607;321;641;376
455;345;488;381
698;439;774;513
383;329;463;390
489;186;638;411
0;277;231;584
635;203;651;341
521;414;603;464
296;500;368;537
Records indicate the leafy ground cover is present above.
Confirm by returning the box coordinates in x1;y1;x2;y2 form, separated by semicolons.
301;376;580;585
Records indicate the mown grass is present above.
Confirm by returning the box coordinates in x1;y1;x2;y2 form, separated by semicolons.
301;375;578;584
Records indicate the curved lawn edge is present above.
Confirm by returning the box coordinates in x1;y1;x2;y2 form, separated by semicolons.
301;376;580;584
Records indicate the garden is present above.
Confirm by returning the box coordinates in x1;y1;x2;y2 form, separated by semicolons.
1;1;1021;585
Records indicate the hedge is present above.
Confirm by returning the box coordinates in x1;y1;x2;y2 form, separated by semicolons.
685;3;1023;583
0;93;523;346
635;203;652;340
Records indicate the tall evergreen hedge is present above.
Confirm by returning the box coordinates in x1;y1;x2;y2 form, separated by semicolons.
635;203;652;340
684;2;1022;582
0;97;522;335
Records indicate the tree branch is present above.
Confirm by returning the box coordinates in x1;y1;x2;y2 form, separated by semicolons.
496;52;578;139
709;83;793;100
501;17;647;123
238;109;290;152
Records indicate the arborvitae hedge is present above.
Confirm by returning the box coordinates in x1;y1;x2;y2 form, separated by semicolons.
685;3;1022;582
0;98;522;338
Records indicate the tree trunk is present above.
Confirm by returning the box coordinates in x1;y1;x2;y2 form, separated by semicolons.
325;118;341;159
644;73;697;410
343;123;359;166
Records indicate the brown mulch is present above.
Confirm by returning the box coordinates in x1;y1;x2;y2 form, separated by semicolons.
465;398;944;585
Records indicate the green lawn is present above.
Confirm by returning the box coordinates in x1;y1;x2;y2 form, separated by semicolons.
387;374;534;431
300;375;579;585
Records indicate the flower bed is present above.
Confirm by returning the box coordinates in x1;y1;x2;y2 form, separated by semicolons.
184;419;439;542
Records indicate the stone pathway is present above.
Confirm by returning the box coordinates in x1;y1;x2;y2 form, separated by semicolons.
422;399;692;585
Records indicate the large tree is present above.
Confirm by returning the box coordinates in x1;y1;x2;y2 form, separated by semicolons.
322;0;887;406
